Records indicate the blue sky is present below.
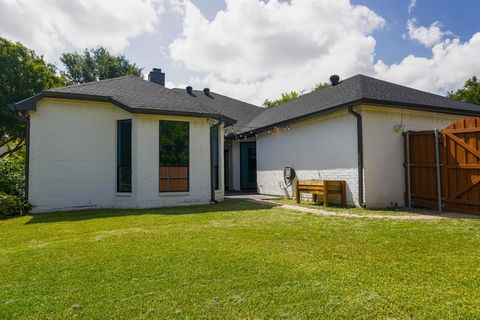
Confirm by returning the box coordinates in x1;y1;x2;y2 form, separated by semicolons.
1;0;479;104
353;0;480;64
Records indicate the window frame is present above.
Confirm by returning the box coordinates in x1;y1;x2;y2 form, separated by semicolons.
159;120;190;193
116;119;132;193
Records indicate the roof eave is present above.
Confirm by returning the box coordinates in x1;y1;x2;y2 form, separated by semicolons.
12;91;236;125
361;98;480;117
234;100;363;139
130;107;236;125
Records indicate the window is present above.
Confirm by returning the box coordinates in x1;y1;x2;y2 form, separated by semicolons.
117;119;132;192
210;126;219;190
159;121;189;192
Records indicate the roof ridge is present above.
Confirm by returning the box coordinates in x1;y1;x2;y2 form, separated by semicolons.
193;89;263;109
48;75;138;91
359;74;480;108
168;86;229;116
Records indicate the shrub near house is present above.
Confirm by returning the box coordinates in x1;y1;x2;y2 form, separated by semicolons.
0;151;31;218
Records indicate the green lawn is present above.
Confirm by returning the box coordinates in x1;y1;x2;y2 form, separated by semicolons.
1;200;480;319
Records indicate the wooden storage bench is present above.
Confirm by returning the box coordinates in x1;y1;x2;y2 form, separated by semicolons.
295;180;346;207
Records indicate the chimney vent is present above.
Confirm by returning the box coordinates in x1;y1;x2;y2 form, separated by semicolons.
186;86;193;95
203;88;210;96
148;68;165;86
329;74;340;86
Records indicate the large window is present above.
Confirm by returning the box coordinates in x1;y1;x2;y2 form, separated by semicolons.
159;121;189;192
117;119;132;193
210;126;219;190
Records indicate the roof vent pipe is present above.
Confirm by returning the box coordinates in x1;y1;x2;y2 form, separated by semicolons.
330;74;340;86
186;86;193;95
203;88;210;96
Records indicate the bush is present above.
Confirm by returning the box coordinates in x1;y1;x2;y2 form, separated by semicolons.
0;150;31;218
0;150;26;197
0;192;32;218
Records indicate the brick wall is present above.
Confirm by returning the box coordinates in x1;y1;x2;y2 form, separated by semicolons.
256;111;360;206
29;98;217;212
361;105;462;208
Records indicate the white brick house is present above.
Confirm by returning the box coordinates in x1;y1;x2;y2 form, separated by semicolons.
232;75;480;207
12;71;480;212
12;70;232;213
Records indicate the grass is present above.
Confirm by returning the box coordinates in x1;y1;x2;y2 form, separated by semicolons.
271;198;436;216
1;200;480;319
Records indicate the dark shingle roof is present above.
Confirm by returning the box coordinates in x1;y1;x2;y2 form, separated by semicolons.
172;88;264;136
12;76;235;124
12;74;480;137
245;74;480;133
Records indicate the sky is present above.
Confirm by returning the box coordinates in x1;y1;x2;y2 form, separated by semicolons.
0;0;479;105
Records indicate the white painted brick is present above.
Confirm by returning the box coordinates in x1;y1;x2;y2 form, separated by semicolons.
29;98;220;212
256;111;360;206
361;106;463;208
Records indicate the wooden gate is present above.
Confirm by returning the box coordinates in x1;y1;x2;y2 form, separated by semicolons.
442;118;480;213
403;130;440;210
404;118;480;214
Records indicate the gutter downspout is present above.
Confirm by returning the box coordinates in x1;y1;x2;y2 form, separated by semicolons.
434;128;442;212
210;121;221;203
25;115;30;201
348;106;366;208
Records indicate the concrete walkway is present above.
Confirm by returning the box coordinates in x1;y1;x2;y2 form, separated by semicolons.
225;193;479;220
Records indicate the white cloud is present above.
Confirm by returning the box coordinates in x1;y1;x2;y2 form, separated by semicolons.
374;33;480;94
0;0;164;60
169;0;479;105
408;0;417;15
169;0;385;104
405;19;448;47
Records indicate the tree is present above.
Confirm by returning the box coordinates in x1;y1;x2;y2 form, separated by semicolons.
448;76;480;105
263;91;301;108
262;82;330;108
311;82;330;92
60;47;143;84
0;37;65;159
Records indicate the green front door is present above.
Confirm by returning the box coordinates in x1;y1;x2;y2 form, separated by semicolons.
241;142;257;191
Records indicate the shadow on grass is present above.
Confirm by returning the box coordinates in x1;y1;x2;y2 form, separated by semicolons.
25;199;279;225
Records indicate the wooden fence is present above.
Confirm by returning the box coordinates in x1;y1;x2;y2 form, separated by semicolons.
404;117;480;214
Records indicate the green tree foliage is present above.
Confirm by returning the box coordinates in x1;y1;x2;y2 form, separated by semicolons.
448;76;480;105
263;91;301;108
0;150;26;197
262;82;330;108
0;192;32;218
311;82;330;92
0;36;64;159
159;121;189;166
0;150;31;217
60;47;143;84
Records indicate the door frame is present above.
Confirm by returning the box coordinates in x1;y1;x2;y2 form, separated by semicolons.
240;141;257;191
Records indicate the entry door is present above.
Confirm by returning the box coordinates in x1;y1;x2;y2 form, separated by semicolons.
241;142;257;190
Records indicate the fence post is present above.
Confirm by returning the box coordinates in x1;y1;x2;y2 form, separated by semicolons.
406;131;412;209
434;129;443;212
